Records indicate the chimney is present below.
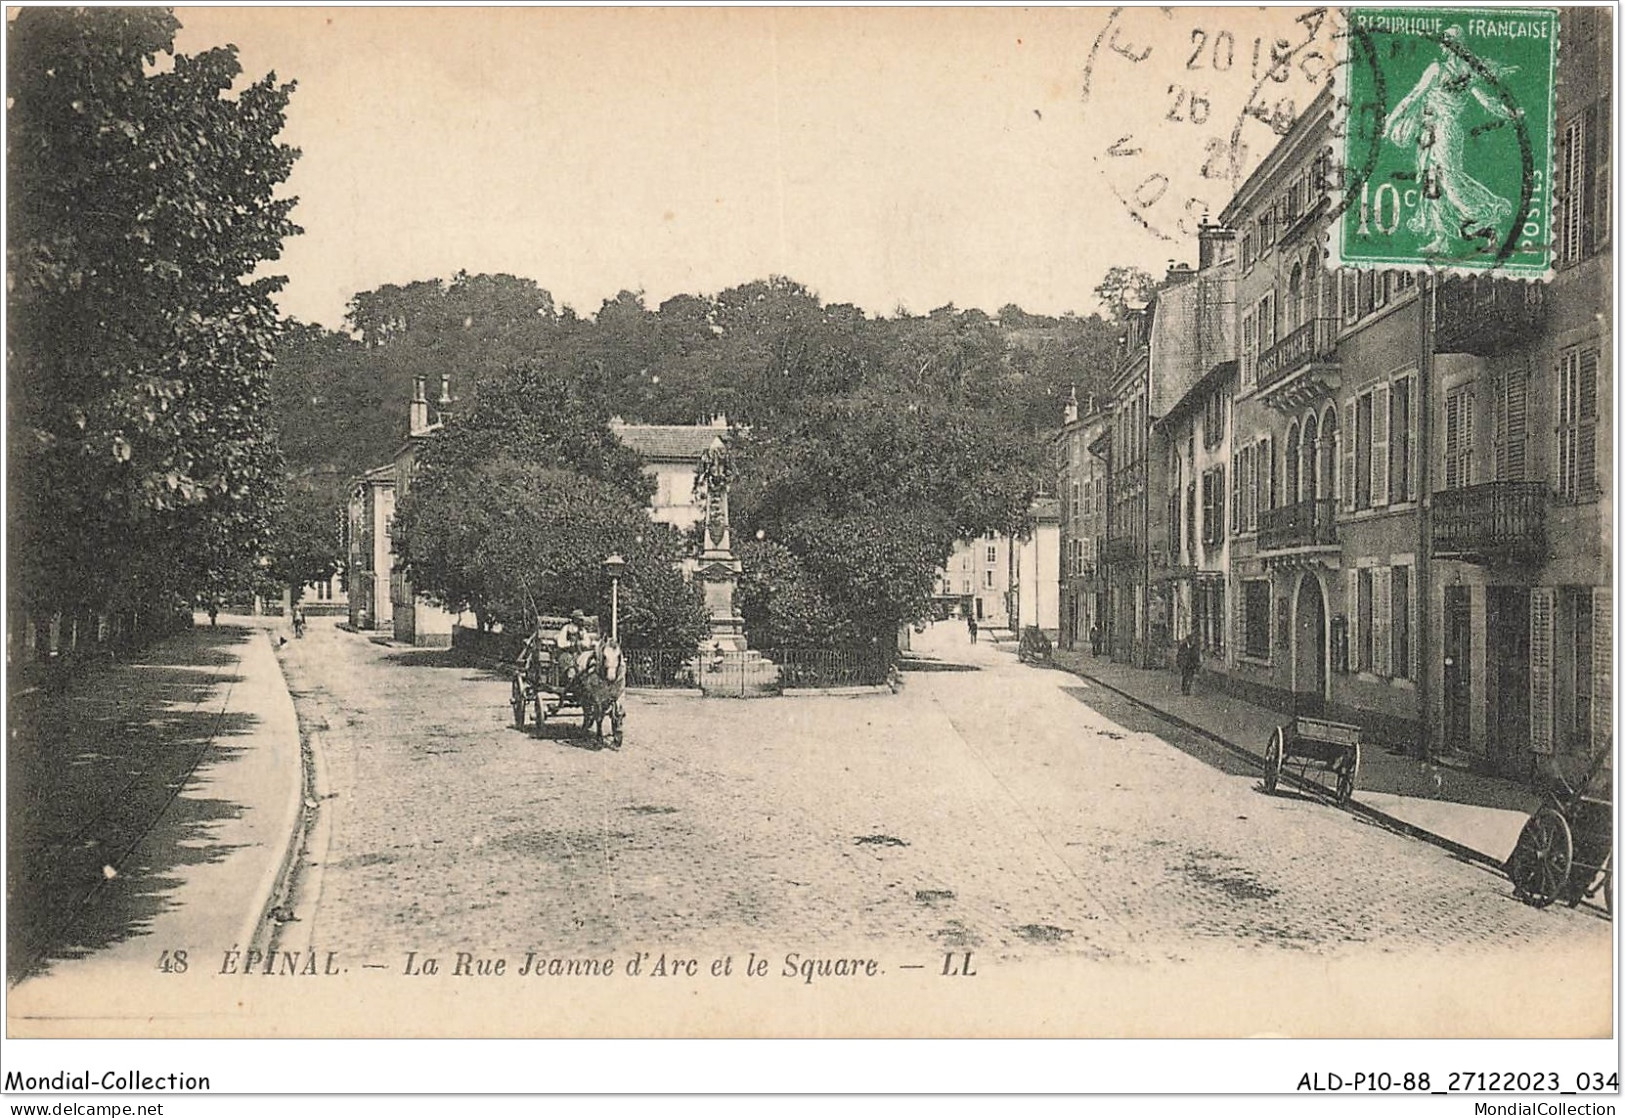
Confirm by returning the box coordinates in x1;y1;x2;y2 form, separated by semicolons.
438;373;452;408
409;375;429;436
1166;261;1196;285
1063;386;1079;425
1198;220;1237;271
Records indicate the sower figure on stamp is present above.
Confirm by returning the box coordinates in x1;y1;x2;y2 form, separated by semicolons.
1383;25;1519;256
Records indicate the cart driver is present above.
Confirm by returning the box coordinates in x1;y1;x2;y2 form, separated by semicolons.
557;610;593;683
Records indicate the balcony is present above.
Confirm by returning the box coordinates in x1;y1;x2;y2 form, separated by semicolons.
1257;318;1340;411
1101;535;1142;565
1432;482;1548;564
1434;277;1546;356
1258;498;1339;552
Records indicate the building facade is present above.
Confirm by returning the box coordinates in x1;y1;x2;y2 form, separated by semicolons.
1091;10;1614;782
1054;394;1109;650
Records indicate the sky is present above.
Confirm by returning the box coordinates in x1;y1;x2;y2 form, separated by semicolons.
172;6;1329;330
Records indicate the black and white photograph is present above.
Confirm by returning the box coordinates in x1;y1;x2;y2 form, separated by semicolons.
2;2;1617;1102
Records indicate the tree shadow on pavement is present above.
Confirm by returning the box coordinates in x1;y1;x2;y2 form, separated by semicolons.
516;722;616;752
383;648;512;683
1058;686;1262;780
6;626;261;985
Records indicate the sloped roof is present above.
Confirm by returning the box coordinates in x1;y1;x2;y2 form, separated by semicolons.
610;424;726;462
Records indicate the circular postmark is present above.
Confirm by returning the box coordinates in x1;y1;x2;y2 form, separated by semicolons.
1078;6;1333;242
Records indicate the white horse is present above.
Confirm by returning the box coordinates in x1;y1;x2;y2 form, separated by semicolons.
577;638;626;749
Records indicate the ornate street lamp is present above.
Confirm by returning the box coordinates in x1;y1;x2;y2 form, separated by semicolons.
602;553;626;642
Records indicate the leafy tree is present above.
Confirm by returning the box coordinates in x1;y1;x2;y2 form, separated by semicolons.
1093;265;1160;322
735;538;855;648
8;7;300;628
268;481;346;601
394;458;708;647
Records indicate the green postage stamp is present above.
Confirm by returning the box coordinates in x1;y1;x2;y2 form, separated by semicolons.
1333;7;1558;277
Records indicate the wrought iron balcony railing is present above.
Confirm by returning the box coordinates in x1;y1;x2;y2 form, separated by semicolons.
1258;498;1339;552
1432;482;1548;563
1258;318;1339;394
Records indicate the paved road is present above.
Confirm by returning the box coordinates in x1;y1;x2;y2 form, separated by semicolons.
277;619;1610;971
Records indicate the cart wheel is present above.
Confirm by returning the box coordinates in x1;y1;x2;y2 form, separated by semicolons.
1263;727;1283;793
510;677;527;729
1509;807;1573;909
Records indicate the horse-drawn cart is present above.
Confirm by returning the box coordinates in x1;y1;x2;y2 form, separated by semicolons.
1263;716;1361;806
509;614;625;749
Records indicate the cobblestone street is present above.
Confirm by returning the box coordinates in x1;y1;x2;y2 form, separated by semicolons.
278;619;1610;975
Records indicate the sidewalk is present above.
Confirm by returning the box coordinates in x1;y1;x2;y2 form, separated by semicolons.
1047;646;1543;868
7;616;303;997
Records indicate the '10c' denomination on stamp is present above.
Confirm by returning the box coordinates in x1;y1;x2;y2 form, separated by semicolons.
1333;6;1559;277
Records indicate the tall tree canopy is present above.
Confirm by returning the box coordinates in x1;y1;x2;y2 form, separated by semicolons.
8;7;300;623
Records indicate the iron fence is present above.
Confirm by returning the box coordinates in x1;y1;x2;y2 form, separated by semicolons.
622;646;893;693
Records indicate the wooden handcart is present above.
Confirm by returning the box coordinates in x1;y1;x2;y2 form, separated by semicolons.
1507;751;1612;912
1263;716;1361;806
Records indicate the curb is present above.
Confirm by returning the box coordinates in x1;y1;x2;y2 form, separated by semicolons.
239;628;311;958
1052;661;1509;875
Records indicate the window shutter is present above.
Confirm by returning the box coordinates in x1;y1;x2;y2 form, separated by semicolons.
1592;587;1612;752
1371;382;1391;506
1374;567;1392;676
1247;445;1259;530
1561;118;1585;262
1578;349;1599;496
1260;436;1273;512
1593;95;1611;249
1346;569;1360;674
1583;104;1602;257
1342;400;1357;511
1530;587;1555;754
1496;358;1529;481
1230;451;1241;534
1215;465;1226;539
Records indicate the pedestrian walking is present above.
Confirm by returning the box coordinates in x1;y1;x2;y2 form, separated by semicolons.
1177;634;1200;695
967;616;979;644
1089;622;1102;656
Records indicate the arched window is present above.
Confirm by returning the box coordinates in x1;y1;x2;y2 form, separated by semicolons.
1285;421;1301;507
1287;262;1305;332
1319;405;1339;504
1301;411;1320;502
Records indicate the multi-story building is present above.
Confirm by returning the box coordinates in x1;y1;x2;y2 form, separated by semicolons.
1100;264;1212;667
938;534;1016;629
346;463;395;631
1054;392;1109;650
1155;222;1238;661
1150;8;1612;782
1425;6;1612;778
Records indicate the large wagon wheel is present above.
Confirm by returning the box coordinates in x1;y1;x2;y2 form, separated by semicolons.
510;676;528;729
1509;807;1573;909
1263;726;1284;793
1334;744;1359;807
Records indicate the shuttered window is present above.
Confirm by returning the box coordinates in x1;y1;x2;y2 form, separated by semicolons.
1357;569;1374;672
1593;587;1612;753
1374;568;1392;676
1354;393;1373;508
1494;358;1529;482
1450;388;1475;487
1530;587;1555;754
1342;399;1357;511
1392;565;1411;681
1390;375;1413;501
1558;347;1599;499
1346;570;1360;675
1371;382;1391;507
1558;116;1587;264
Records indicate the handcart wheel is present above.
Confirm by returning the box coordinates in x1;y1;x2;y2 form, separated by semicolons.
510;677;527;729
1263;727;1284;794
1509;807;1573;909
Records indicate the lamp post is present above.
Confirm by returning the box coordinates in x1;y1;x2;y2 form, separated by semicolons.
602;554;626;642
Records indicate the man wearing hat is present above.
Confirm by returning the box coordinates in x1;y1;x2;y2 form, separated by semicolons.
556;610;592;685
